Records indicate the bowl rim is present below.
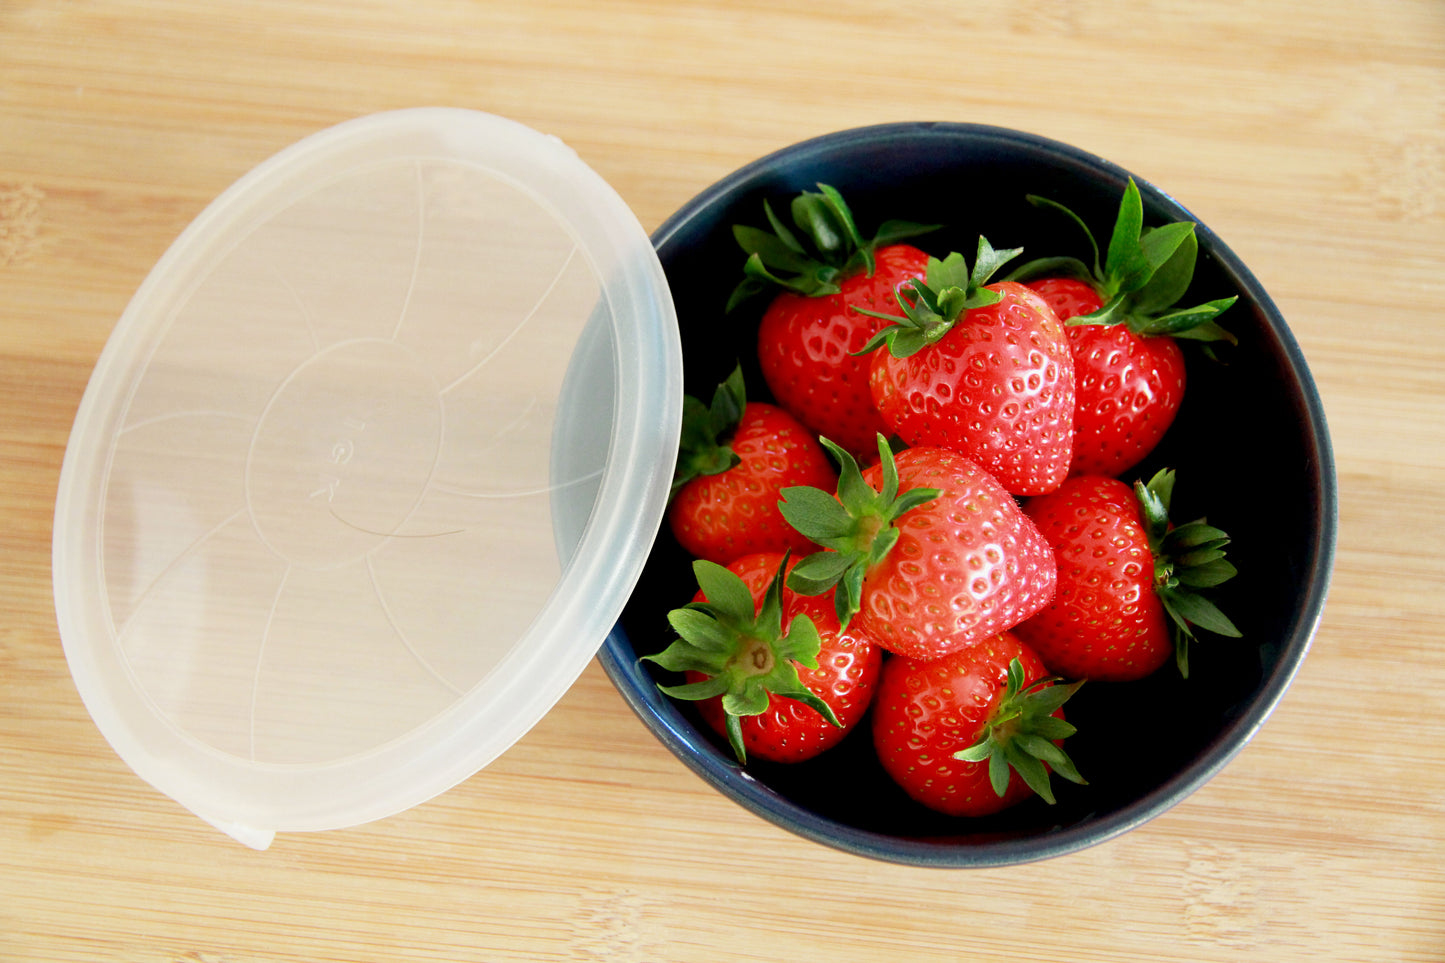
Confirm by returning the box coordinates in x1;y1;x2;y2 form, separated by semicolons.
602;121;1338;868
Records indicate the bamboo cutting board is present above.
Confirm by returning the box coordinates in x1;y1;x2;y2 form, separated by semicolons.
2;2;1443;961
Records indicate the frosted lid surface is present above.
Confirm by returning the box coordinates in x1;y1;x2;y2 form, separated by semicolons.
52;109;682;847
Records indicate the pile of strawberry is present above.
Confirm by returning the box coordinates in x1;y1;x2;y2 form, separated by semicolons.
646;182;1242;818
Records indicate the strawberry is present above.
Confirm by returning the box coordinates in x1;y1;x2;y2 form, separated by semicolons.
643;552;882;764
1016;469;1241;681
728;184;935;459
872;633;1085;817
857;240;1076;496
781;436;1057;661
1007;178;1238;478
668;365;837;565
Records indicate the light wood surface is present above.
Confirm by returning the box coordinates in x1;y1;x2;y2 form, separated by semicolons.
3;2;1443;961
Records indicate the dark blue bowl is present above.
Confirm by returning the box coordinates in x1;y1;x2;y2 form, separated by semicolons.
600;122;1337;867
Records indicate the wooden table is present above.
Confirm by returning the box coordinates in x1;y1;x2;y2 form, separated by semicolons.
3;2;1442;960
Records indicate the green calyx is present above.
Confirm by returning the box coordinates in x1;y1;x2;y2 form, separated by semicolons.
779;434;940;631
726;183;939;312
670;364;747;499
1005;177;1238;344
1134;468;1243;678
954;657;1086;804
852;237;1023;359
643;555;839;764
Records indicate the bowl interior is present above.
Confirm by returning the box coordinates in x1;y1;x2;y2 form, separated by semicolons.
602;123;1335;867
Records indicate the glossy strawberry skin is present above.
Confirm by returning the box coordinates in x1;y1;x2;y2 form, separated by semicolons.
856;446;1056;661
757;244;931;459
872;632;1056;816
868;281;1075;495
668;402;837;566
687;552;883;763
1015;474;1171;681
1027;277;1187;479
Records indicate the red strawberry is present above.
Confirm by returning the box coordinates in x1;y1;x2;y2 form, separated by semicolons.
728;184;935;459
872;633;1084;817
1028;276;1188;478
668;365;836;565
1008;178;1237;478
859;240;1076;496
644;552;882;764
781;436;1057;661
1016;469;1241;681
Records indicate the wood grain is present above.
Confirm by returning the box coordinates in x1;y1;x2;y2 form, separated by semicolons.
3;1;1443;960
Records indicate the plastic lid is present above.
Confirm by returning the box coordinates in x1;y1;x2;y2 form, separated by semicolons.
52;109;682;849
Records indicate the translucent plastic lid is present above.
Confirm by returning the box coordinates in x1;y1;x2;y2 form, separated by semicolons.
52;109;682;849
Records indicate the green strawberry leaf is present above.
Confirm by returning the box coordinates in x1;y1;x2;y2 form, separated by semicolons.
1062;297;1130;329
1027;714;1078;741
987;748;1013;798
762;199;805;253
1130;226;1199;315
954;658;1086;804
1175;546;1227;567
969;236;1023;289
656;674;731;702
1036;747;1085;788
733;225;814;274
1014;679;1079;718
1135;468;1175;551
784;550;855;595
1008;178;1237;345
671;365;748;498
774;485;856;545
1176;558;1239;588
772;613;825;668
665;607;735;655
726;184;939;311
1005;745;1052;802
1160;589;1243;639
720;686;769;720
1165;520;1231;548
722;715;745;761
726;258;799;311
779;435;940;630
694;555;757;619
644;555;840;765
1138;298;1240;341
1135;468;1243;678
791;186;863;267
1170;318;1238;344
1014;733;1066;763
1103;178;1148;294
851;239;1018;359
1131;221;1196;297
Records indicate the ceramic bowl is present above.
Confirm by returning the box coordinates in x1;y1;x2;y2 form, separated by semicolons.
599;122;1336;867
